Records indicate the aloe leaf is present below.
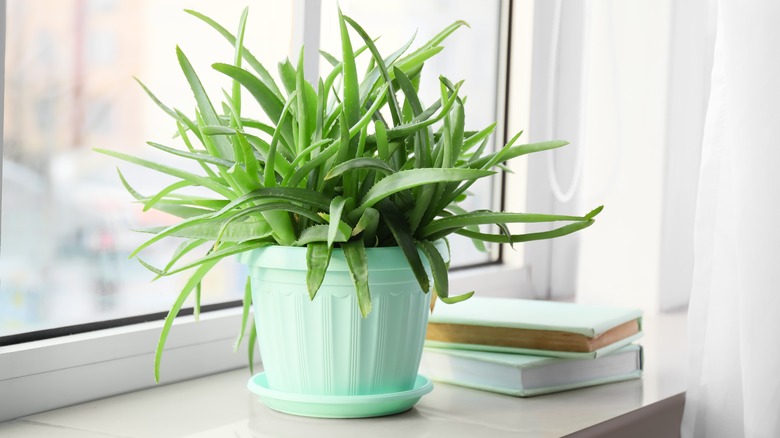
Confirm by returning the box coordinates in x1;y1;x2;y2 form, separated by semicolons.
231;8;249;115
161;239;208;278
437;291;475;305
306;243;332;300
212;63;294;149
456;219;597;244
380;80;462;141
446;99;465;168
245;130;292;161
393;66;423;116
375;120;390;163
376;200;429;292
343;15;402;125
338;9;360;128
496;222;514;249
422;97;461;225
235;132;261;187
315;78;326;141
164;241;264;276
432;132;526;215
218;117;274;135
409;185;435;234
176;47;234;160
285;139;341;188
289;138;332;170
294;223;351;246
319;49;340;67
325;157;394;180
352;168;494;220
115;168;148;201
137;257;165;276
135;219;272;244
265;91;298;187
387;46;443;81
247;322;257;374
234;276;252;351
358;32;415;105
466;137;491;167
146;141;234;169
173;107;205;138
140;203;212;219
444;205;486;252
176;122;219;180
342;240;371;317
278;59;296;96
420;211;595;238
360;45;442;103
295;49;310;155
134;195;227;210
327;197;347;248
408;20;469;57
208;128;294;176
219;89;251;166
322;40;375;98
419;240;447;299
471;130;524;171
96;148;234;199
155;260;219;383
352;207;379;235
348;85;389;139
144;180;193;212
194;281;202;321
218;202;324;232
585;205;604;219
217;187;331;216
184;9;283;99
213;203;322;248
261;211;296;247
463;123;497;152
407;138;436;229
204;121;238;137
467;140;569;170
134;78;179;121
333;113;356;198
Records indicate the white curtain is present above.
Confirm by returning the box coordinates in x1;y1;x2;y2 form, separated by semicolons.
682;0;780;437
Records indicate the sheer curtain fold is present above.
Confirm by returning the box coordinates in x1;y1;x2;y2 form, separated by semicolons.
683;0;780;437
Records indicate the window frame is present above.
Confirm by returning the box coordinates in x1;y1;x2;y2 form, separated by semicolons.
658;0;714;311
0;0;539;421
521;0;590;300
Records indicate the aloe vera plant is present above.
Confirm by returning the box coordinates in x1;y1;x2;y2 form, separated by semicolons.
97;9;602;381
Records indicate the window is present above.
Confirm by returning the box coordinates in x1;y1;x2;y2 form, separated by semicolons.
1;0;293;338
1;0;522;421
1;0;699;422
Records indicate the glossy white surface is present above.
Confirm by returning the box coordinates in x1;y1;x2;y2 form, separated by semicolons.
0;312;687;437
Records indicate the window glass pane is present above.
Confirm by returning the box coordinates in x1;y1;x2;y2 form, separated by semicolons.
319;0;503;268
1;0;293;337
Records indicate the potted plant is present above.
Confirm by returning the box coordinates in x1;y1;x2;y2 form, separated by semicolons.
97;8;602;417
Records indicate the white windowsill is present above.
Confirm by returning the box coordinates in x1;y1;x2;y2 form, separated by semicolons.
0;312;688;437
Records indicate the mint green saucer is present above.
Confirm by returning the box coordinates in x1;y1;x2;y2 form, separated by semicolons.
247;373;433;418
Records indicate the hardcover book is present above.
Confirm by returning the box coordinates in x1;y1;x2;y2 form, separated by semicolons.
419;344;643;397
426;297;643;358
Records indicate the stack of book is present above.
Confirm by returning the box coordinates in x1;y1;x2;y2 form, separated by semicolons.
419;297;644;397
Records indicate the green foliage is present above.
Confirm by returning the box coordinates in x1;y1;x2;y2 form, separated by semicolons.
97;9;603;381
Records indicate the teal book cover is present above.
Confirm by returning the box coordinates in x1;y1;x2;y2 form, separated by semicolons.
419;344;643;397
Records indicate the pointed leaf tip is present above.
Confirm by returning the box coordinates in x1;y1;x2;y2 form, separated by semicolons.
586;205;604;220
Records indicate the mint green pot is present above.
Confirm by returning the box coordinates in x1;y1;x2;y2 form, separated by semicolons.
240;242;446;398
